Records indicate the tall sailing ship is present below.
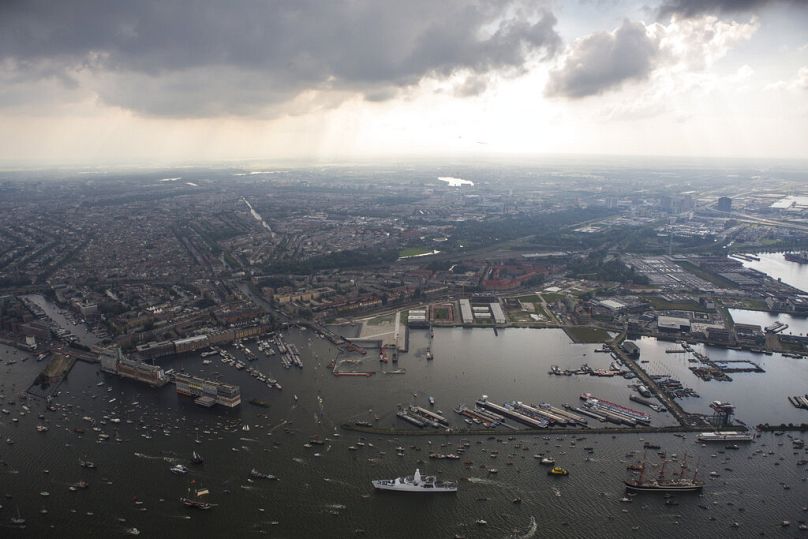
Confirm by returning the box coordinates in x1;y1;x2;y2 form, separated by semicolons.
625;453;703;493
180;480;217;510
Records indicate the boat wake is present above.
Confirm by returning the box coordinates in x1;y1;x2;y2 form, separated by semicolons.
134;452;177;463
508;516;537;539
466;477;505;487
323;478;356;489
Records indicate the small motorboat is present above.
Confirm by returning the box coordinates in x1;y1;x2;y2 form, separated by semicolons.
548;466;568;476
170;464;189;475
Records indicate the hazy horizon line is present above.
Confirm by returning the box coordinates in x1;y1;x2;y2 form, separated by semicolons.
2;151;808;174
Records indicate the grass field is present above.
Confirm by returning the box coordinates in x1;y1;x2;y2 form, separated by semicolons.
674;260;738;289
367;313;396;326
646;296;709;313
563;326;611;343
433;306;452;320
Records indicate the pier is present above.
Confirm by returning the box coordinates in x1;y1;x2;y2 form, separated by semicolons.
341;423;740;437
608;334;708;428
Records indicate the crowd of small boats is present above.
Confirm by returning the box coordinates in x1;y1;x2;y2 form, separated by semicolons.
214;346;283;390
4;324;808;534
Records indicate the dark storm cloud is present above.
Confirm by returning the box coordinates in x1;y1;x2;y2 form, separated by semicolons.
545;20;658;99
0;0;561;116
657;0;798;19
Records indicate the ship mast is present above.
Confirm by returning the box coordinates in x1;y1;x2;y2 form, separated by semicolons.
637;455;646;484
679;451;688;478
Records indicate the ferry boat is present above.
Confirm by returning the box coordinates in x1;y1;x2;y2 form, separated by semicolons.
372;468;457;493
697;431;754;442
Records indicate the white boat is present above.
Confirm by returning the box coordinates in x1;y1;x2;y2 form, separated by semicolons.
11;506;25;525
170;464;189;475
250;468;276;480
372;468;457;493
697;431;754;442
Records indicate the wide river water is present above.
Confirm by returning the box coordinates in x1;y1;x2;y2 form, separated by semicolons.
2;322;807;537
741;252;808;293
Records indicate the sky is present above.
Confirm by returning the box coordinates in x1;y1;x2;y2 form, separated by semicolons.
1;0;807;166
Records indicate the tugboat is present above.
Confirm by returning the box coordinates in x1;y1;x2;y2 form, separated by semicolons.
548;466;569;476
372;468;457;493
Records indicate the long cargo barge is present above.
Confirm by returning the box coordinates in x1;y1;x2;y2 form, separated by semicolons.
580;393;650;424
539;402;588;425
583;404;635;426
409;406;449;426
629;394;664;412
511;402;566;426
456;407;495;427
476;398;547;429
567;405;607;422
396;411;426;428
470;407;505;425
